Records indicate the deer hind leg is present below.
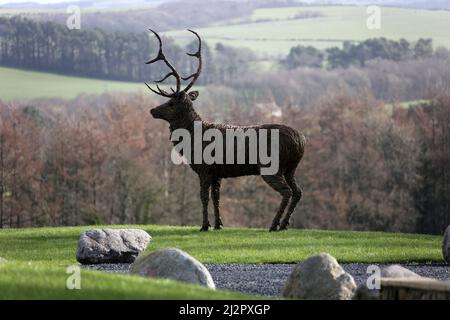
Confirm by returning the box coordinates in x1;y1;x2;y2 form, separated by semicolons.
199;176;212;231
262;174;292;232
279;171;303;231
211;178;223;230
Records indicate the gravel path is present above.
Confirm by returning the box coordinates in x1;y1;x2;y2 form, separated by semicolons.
82;262;450;297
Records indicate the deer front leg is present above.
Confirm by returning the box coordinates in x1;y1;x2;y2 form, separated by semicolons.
199;176;211;231
211;178;223;230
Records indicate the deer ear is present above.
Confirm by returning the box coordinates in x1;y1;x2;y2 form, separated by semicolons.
188;91;199;101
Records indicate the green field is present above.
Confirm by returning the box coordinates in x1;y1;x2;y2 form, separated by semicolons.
0;67;151;102
0;67;203;102
0;225;442;299
384;99;429;114
165;6;450;55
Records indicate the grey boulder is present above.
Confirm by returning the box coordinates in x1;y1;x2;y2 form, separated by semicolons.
282;252;356;300
76;229;151;264
354;265;421;300
382;265;420;278
443;225;450;264
130;248;215;289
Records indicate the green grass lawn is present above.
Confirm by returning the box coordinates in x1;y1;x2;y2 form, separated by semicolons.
0;225;442;299
165;6;450;55
0;261;249;299
0;225;441;264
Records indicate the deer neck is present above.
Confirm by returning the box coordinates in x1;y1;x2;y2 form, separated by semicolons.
169;109;202;134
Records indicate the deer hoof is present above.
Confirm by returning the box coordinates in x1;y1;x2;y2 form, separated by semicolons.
200;225;210;231
214;220;223;230
269;225;279;232
279;222;289;231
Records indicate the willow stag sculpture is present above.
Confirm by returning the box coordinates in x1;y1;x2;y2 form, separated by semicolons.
147;30;305;231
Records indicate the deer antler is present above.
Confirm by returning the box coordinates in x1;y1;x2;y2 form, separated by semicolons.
182;29;202;93
145;29;181;97
145;29;203;97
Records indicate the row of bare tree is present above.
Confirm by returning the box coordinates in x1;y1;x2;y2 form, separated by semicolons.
0;89;449;234
0;16;255;85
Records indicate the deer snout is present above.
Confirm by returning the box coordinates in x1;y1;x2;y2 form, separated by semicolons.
150;108;159;118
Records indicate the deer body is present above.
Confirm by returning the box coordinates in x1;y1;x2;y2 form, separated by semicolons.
147;30;305;231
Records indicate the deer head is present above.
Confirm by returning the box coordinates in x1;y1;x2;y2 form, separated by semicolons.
147;30;202;123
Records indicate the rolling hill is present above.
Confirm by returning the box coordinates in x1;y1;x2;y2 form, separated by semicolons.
164;6;450;56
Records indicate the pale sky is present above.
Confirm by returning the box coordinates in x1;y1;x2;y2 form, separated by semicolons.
0;0;168;5
0;0;83;4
